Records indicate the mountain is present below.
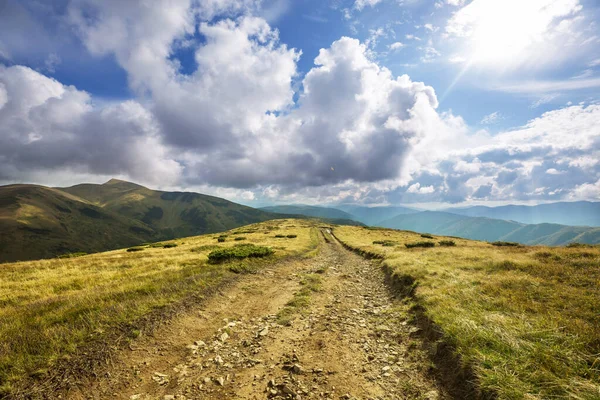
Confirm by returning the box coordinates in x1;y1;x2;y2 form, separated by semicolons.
378;211;600;245
442;201;600;227
259;205;356;221
336;205;419;225
0;184;156;262
60;179;278;239
0;179;284;262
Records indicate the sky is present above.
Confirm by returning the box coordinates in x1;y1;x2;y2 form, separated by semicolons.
0;0;599;208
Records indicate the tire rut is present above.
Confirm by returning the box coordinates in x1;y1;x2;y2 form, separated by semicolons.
66;232;448;400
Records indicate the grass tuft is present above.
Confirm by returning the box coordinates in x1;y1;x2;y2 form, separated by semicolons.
405;241;435;248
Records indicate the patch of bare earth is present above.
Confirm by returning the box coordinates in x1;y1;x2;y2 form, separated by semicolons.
65;234;448;400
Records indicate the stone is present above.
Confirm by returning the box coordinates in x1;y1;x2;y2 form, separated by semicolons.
215;376;225;386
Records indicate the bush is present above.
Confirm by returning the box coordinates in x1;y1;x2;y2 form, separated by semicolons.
217;237;226;243
234;237;247;241
287;234;297;238
207;244;274;263
274;234;286;238
439;240;456;247
126;247;145;252
162;243;177;248
405;241;435;249
373;240;397;247
491;241;520;247
421;233;434;239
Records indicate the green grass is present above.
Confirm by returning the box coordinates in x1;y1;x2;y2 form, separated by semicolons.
438;240;456;247
207;244;274;263
334;226;600;399
0;219;317;396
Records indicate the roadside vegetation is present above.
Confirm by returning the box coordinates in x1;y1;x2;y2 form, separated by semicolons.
0;219;317;396
334;226;600;399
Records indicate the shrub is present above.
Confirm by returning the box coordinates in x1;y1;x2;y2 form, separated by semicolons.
405;241;435;249
287;234;297;238
234;237;246;241
373;240;397;246
421;233;434;239
217;237;226;243
491;241;520;247
274;234;286;238
162;243;177;248
438;240;456;247
207;244;274;263
126;247;145;252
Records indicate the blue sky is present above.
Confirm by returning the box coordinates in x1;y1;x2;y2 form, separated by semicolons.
0;0;599;207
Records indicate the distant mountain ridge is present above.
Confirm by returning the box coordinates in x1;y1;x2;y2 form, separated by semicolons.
259;205;356;221
442;201;600;227
378;211;600;246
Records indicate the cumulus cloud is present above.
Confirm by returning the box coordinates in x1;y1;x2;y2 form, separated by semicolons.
0;1;444;196
1;0;598;207
0;65;182;185
402;104;600;203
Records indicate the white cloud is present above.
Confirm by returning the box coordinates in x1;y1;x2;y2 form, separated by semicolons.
530;94;560;108
493;78;600;93
405;34;421;41
407;182;435;194
389;42;404;51
480;111;502;125
354;0;382;11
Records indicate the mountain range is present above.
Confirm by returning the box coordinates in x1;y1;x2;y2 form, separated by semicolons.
441;201;600;226
264;203;600;246
2;180;598;262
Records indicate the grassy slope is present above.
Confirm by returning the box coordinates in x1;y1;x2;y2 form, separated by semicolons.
61;179;281;239
379;211;600;245
334;226;600;399
0;218;319;396
0;184;156;262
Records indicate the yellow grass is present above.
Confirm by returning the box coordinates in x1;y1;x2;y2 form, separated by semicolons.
0;219;318;395
334;226;600;399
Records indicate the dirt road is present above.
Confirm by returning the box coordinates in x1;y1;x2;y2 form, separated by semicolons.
66;231;450;400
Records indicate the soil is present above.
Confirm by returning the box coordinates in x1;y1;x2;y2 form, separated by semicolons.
61;232;451;400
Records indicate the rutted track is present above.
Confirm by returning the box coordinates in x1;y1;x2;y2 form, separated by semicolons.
64;232;450;400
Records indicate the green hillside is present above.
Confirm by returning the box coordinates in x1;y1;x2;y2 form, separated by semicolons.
0;179;290;262
0;184;156;262
61;179;279;239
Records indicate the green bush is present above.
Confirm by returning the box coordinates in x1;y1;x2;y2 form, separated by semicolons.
126;247;145;252
217;237;226;243
373;240;397;247
491;241;520;247
438;240;456;247
234;237;246;241
207;244;274;263
287;234;297;238
274;234;286;238
162;243;177;248
405;241;435;249
421;233;434;239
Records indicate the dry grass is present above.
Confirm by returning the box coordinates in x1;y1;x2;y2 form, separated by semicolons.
0;219;318;396
334;226;600;399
